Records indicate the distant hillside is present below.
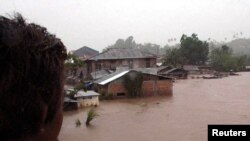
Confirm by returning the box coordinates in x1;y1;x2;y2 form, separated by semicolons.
226;38;250;55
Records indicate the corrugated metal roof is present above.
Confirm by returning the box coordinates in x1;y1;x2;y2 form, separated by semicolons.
90;70;111;80
162;68;178;74
74;90;100;98
64;97;79;103
94;68;172;85
183;65;199;71
95;70;130;85
88;48;156;60
135;68;158;75
161;68;187;74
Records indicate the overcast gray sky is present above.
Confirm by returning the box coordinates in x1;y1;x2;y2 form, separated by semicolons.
1;0;250;51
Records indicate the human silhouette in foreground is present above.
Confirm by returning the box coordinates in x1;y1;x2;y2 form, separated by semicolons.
0;13;67;141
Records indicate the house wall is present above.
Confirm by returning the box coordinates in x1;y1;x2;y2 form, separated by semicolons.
142;80;172;96
156;80;173;95
96;79;172;98
108;82;128;96
141;81;155;96
77;96;99;108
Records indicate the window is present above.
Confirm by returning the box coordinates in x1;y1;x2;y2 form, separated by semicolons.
95;63;102;70
128;60;133;69
146;59;150;68
110;60;116;70
117;93;125;96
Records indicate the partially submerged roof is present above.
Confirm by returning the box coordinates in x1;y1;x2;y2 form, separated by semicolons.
157;66;172;72
94;69;172;85
135;67;158;75
74;90;100;98
64;97;79;103
91;69;112;80
95;70;130;85
88;48;156;60
161;68;187;74
183;65;199;71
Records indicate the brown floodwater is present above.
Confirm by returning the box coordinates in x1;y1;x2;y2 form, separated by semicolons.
59;72;250;141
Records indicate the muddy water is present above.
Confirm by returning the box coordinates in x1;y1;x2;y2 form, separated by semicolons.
59;72;250;141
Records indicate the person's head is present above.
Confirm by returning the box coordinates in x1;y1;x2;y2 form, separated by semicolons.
0;13;67;141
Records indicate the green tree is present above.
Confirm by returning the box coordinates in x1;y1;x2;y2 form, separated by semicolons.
163;48;185;67
138;43;161;55
209;45;247;71
104;36;138;51
65;53;84;76
124;36;137;48
68;82;87;99
180;33;209;65
123;72;143;98
235;55;247;70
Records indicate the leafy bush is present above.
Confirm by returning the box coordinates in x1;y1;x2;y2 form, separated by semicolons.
75;119;81;127
86;108;99;126
123;72;143;98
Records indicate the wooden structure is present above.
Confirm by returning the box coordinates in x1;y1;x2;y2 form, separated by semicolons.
159;68;188;79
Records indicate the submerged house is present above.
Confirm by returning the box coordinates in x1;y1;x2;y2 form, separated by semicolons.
63;97;79;111
94;70;173;98
183;65;200;74
245;66;250;71
74;90;100;107
158;68;188;79
85;48;157;76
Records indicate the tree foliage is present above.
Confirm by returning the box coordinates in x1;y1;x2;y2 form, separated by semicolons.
86;108;99;126
180;33;209;65
209;45;247;71
103;36;168;55
65;53;84;68
104;36;137;50
123;72;143;98
65;53;84;76
163;48;185;67
68;82;87;99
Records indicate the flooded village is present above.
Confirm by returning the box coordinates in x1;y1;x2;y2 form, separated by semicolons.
60;72;250;141
2;1;250;141
61;44;250;141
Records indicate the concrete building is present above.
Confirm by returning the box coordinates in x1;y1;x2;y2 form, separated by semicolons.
85;48;157;76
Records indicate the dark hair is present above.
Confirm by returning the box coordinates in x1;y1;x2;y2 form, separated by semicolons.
0;13;67;140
